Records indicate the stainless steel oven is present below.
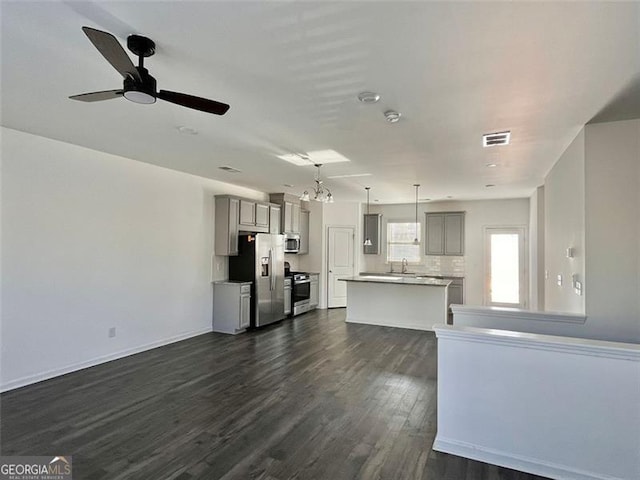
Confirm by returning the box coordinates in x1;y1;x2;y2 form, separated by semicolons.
292;272;312;315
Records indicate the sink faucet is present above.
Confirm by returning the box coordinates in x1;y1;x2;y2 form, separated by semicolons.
401;258;408;274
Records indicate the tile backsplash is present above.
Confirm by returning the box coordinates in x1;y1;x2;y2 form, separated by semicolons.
361;254;465;276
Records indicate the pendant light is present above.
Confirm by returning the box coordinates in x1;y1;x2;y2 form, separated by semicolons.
363;187;373;246
300;164;334;203
413;184;420;245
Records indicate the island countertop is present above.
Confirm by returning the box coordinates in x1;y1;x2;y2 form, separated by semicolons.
339;276;451;287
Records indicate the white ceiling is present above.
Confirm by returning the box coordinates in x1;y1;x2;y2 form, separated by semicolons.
2;1;639;203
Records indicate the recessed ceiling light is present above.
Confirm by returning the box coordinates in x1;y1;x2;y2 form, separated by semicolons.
176;126;198;135
483;131;511;147
326;173;372;179
485;184;496;188
358;91;381;103
218;166;241;173
485;163;497;168
277;149;350;166
384;110;401;123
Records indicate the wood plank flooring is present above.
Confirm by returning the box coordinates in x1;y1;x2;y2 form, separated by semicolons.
1;309;549;480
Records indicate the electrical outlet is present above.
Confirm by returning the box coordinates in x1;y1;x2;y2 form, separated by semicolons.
544;270;549;280
108;327;116;338
557;274;563;286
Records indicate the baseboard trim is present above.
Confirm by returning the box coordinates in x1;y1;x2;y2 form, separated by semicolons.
432;436;623;480
0;327;213;393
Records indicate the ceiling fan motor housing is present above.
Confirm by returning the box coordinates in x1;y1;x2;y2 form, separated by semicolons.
123;67;157;104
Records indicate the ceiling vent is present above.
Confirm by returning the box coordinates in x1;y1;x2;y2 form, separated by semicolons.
218;166;241;173
482;131;511;147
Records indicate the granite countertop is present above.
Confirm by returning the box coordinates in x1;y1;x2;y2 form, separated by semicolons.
359;272;464;279
340;276;451;287
213;280;253;285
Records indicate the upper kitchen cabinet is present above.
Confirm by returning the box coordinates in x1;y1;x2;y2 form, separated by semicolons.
238;200;269;233
425;212;465;256
298;209;310;255
215;196;240;256
363;214;382;255
269;193;301;234
269;205;281;234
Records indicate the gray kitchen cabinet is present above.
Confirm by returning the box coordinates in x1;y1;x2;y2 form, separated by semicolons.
363;213;382;255
447;279;464;307
309;273;319;308
284;277;292;315
239;200;256;226
292;203;301;233
269;193;301;234
255;203;270;228
425;212;465;256
215;196;239;256
269;205;281;234
213;282;252;334
444;213;465;255
298;209;310;255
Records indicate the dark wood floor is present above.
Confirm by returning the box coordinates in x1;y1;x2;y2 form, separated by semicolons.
1;309;549;480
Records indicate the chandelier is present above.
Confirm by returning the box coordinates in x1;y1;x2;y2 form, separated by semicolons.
300;164;334;203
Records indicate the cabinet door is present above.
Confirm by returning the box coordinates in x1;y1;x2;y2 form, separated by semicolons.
239;294;251;329
283;201;293;233
363;214;381;255
255;203;269;228
309;279;319;307
444;213;465;255
425;213;445;255
269;205;281;234
284;286;291;315
447;284;463;308
228;198;239;255
292;203;301;233
299;210;310;254
239;200;256;226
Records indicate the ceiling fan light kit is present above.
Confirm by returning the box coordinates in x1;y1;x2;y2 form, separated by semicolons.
70;27;230;115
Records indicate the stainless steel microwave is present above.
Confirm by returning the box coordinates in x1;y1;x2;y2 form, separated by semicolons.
284;233;300;253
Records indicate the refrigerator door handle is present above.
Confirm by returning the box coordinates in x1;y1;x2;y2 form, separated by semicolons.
268;249;274;291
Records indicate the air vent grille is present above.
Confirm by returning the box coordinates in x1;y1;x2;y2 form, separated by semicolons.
483;131;511;147
218;166;241;173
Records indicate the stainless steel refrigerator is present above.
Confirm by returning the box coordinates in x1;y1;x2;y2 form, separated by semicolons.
229;234;285;327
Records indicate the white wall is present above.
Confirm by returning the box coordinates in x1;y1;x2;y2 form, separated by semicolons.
584;119;640;343
544;130;586;314
1;127;267;391
434;324;640;480
529;186;545;310
359;199;530;306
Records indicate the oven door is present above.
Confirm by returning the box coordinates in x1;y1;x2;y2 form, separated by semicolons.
293;279;311;304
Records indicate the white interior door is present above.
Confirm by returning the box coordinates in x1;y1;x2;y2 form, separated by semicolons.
484;227;527;308
327;226;354;308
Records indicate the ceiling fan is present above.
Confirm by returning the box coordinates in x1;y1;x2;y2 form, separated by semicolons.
69;27;230;115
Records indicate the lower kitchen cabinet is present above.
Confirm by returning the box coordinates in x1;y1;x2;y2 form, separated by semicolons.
309;273;319;308
284;277;292;315
213;281;252;334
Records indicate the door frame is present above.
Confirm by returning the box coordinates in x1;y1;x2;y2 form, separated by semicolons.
326;225;356;308
483;225;528;308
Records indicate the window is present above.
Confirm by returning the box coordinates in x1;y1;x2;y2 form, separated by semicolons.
387;222;421;263
484;227;527;308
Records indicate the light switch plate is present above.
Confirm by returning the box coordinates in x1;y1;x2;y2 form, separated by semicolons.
557;274;563;286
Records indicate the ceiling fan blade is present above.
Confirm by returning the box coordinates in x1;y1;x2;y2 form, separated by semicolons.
82;27;141;82
69;90;124;102
157;90;230;115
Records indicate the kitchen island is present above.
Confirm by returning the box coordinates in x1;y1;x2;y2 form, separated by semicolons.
339;275;451;331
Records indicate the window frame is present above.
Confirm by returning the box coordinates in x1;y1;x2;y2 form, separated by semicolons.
385;219;423;264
